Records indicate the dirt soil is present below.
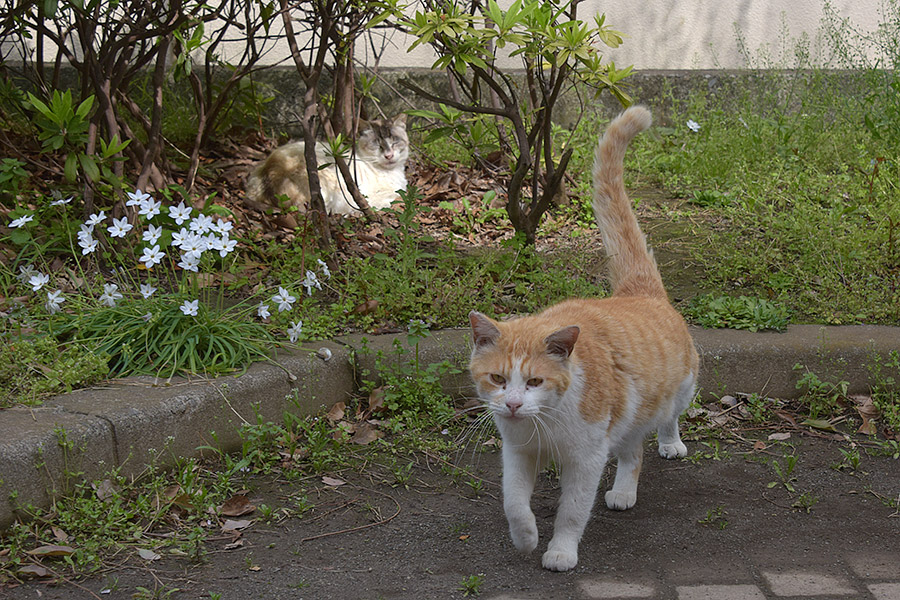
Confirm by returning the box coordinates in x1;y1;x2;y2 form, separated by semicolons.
10;434;900;600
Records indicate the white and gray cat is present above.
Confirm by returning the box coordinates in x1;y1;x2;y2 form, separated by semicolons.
246;114;409;216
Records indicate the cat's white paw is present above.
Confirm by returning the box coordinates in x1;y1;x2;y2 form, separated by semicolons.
542;548;578;572
605;489;637;511
509;520;538;553
658;440;687;459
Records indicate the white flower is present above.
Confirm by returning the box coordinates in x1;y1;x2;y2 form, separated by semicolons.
17;264;37;283
126;189;151;207
140;283;157;299
79;236;99;255
212;218;233;235
99;283;123;307
50;195;73;207
271;287;296;312
189;213;214;234
29;272;50;291
178;253;200;272
212;235;237;257
180;233;206;260
180;299;199;316
171;227;190;248
168;201;193;225
107;216;133;238
686;119;701;133
139;245;164;269
257;302;271;319
287;320;303;343
10;214;34;228
45;289;65;314
317;259;331;278
302;270;321;295
138;198;162;219
142;223;163;245
78;224;95;240
85;211;106;226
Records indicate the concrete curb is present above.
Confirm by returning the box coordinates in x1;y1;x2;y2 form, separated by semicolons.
2;325;898;529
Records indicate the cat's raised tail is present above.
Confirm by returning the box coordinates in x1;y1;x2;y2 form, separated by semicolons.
592;105;666;299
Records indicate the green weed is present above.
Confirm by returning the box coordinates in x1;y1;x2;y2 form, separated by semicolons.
458;573;486;597
687;294;788;332
698;505;728;529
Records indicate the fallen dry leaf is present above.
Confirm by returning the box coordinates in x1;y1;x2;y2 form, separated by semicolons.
92;479;118;501
224;539;245;551
351;422;384;445
368;387;386;413
753;440;767;451
26;545;75;557
137;548;161;561
852;395;880;435
222;519;253;532
768;432;791;441
17;564;51;578
322;476;346;487
220;494;256;517
326;402;346;423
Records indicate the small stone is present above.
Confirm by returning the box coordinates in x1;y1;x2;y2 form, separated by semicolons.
316;347;333;361
720;395;738;408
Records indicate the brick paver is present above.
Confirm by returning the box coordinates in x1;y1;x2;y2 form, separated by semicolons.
762;571;857;596
676;584;767;600
580;579;656;598
869;583;900;600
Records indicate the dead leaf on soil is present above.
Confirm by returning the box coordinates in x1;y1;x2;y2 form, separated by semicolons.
26;545;75;557
222;519;253;532
224;539;245;551
137;548;161;561
852;395;880;435
368;386;386;414
352;299;379;315
220;494;256;517
326;402;346;423
17;564;51;578
51;526;69;543
768;432;791;441
753;440;767;451
322;476;346;487
92;479;118;501
351;422;384;445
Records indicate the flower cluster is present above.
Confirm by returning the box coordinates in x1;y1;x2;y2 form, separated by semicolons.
7;189;332;346
255;259;331;343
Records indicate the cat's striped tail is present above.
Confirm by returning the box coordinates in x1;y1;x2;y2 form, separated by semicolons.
592;105;666;299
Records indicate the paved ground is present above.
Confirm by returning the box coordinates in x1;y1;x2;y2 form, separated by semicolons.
7;432;899;599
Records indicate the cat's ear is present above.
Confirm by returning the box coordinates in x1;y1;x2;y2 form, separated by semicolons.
469;311;500;348
545;326;579;359
392;113;407;127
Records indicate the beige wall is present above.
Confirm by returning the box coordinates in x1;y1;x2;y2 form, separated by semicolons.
353;0;884;71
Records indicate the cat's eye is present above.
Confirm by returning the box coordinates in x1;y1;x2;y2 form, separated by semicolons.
489;374;506;386
526;377;543;387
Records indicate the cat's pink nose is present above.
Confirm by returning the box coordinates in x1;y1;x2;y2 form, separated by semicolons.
506;400;523;416
384;151;394;160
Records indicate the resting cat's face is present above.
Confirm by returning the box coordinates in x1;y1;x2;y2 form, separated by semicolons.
357;115;409;169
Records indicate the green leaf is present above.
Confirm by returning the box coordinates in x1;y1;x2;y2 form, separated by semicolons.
78;153;100;182
801;418;838;433
64;153;78;182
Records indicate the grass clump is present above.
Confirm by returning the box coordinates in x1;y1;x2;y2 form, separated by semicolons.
0;335;108;408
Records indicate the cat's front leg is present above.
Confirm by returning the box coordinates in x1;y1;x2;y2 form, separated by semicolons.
543;456;606;572
502;446;539;553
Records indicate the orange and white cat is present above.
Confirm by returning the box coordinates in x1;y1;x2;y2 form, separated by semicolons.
468;106;699;572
